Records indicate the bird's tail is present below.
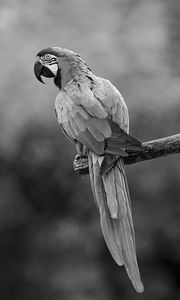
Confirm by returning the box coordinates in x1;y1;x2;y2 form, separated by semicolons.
88;152;144;293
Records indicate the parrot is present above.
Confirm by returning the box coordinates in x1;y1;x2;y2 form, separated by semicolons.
34;47;144;293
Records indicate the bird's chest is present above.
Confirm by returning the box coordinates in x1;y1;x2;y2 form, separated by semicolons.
55;83;100;124
55;87;87;123
55;91;77;124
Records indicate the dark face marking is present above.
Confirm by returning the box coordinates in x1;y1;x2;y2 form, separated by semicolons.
34;60;55;83
41;66;55;78
54;68;62;89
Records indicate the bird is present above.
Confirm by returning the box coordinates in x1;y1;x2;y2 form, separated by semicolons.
34;47;144;293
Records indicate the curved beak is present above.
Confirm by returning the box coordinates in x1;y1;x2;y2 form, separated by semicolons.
34;58;45;83
34;57;56;84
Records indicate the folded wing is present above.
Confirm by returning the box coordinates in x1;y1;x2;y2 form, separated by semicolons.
55;90;142;156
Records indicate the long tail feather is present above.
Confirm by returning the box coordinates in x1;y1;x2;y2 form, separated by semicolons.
88;152;144;293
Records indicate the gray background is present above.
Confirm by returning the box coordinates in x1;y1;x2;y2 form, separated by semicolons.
0;0;179;299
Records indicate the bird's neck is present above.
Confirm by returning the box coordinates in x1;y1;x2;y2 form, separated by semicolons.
60;62;73;89
59;57;93;89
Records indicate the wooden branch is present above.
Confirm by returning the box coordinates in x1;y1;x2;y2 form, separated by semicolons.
73;134;180;175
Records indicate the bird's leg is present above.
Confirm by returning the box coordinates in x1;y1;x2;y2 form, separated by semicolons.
75;141;88;158
73;143;89;175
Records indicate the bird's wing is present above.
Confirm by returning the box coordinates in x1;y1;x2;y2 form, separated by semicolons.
55;90;110;155
55;82;141;156
93;77;129;133
92;78;141;171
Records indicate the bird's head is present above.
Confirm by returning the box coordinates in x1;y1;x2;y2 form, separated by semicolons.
34;47;86;89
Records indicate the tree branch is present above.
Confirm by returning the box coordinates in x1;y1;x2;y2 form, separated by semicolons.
73;134;180;175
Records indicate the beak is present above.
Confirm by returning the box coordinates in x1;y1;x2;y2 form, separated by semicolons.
34;57;56;84
34;58;45;83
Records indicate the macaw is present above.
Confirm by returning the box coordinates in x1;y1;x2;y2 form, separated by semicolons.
34;47;144;293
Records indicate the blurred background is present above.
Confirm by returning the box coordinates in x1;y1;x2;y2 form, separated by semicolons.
0;0;180;299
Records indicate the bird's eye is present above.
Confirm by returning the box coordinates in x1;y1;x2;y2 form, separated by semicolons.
41;54;52;61
45;54;51;60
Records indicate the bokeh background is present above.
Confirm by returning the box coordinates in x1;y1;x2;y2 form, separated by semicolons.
0;0;180;299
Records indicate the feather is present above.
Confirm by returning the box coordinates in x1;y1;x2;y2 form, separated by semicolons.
78;130;104;155
73;112;87;132
69;116;79;136
104;143;129;156
105;120;143;152
110;119;142;145
61;121;75;141
86;120;105;141
116;160;135;245
89;153;124;266
89;152;144;293
90;118;112;138
102;171;119;219
84;104;108;119
100;154;119;175
78;105;90;120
